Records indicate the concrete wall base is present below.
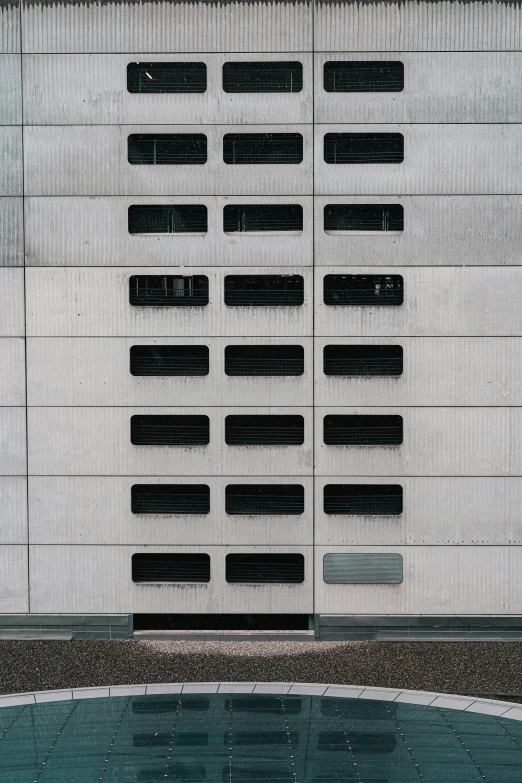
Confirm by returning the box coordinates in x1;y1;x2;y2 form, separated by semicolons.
0;614;132;640
316;615;522;641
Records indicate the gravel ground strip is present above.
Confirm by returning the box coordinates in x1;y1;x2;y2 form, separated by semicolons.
0;640;521;696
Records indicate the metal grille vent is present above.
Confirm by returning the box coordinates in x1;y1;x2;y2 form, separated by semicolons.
130;345;209;377
127;62;207;93
324;204;403;232
323;553;403;584
226;554;305;584
129;276;209;307
324;484;403;515
131;484;210;514
132;553;211;583
323;414;403;446
130;415;210;446
225;345;304;376
223;61;302;93
128;205;208;235
323;345;403;376
225;415;305;446
226;484;305;515
324;61;404;92
128;134;207;165
224;275;304;306
223;205;303;233
324;133;404;164
324;274;403;306
223;133;303;164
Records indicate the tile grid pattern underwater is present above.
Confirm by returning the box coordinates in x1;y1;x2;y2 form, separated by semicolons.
3;693;522;783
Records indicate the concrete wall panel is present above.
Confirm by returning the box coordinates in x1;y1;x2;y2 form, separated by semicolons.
0;408;26;475
0;55;21;124
0;269;24;336
0;338;25;405
0;546;27;612
0;198;23;266
0;1;20;54
0;127;22;196
0;478;27;544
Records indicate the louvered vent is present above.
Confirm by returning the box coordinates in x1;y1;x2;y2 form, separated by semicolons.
129;276;209;306
324;61;404;92
324;133;404;164
130;415;210;446
128;206;208;234
130;345;209;376
324;275;403;306
323;415;403;446
223;134;303;164
128;134;207;165
223;205;303;233
223;61;302;93
225;345;304;376
226;485;305;515
224;275;304;306
324;484;403;515
131;484;210;514
127;62;207;93
225;415;304;446
323;345;403;376
324;204;403;232
226;554;305;583
132;553;211;583
323;553;403;584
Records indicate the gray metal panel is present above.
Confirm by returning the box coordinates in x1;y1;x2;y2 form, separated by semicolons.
0;546;28;612
323;553;403;584
0;198;23;266
0;478;27;544
0;127;22;195
0;408;26;475
0;55;21;123
0;268;25;336
0;338;25;405
315;124;522;196
0;1;20;54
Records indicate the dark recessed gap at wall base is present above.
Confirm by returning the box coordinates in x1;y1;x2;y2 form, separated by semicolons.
133;614;310;631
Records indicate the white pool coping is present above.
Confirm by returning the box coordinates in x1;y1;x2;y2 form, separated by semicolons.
0;683;521;720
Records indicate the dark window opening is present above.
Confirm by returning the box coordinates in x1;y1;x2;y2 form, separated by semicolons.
225;345;304;376
324;484;403;515
226;484;304;515
138;767;206;783
127;62;207;93
324;274;403;306
321;699;398;719
132;553;210;583
130;345;209;376
133;613;309;631
131;414;210;446
223;61;302;93
133;698;209;714
128;134;207;165
226;554;304;583
323;345;403;376
225;415;304;446
223;133;303;165
224;275;304;306
128;205;207;234
317;731;397;753
131;484;210;514
323;414;403;446
224;696;302;714
223;204;303;234
324;204;403;232
324;61;404;92
324;133;404;164
129;275;209;307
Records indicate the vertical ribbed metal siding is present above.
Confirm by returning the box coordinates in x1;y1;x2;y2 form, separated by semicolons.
0;198;23;266
0;2;20;54
323;553;403;584
0;128;22;196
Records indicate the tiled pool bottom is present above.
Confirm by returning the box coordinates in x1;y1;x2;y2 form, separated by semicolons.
3;693;522;783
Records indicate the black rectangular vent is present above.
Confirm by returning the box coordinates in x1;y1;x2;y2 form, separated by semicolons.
132;553;210;583
130;345;209;376
128;134;207;165
225;345;304;376
324;274;403;306
323;345;403;376
324;61;404;92
324;484;403;515
224;696;302;713
225;415;304;446
130;415;210;446
133;613;309;631
226;554;304;584
324;133;404;164
323;414;403;446
223;205;303;233
128;205;208;234
127;62;207;93
131;484;210;514
131;698;209;714
224;275;304;306
226;485;305;515
223;61;302;93
129;275;209;307
223;133;303;164
324;204;403;232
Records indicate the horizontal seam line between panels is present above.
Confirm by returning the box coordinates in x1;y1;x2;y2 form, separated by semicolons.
18;49;522;54
19;122;522;126
19;405;522;408
20;193;522;197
